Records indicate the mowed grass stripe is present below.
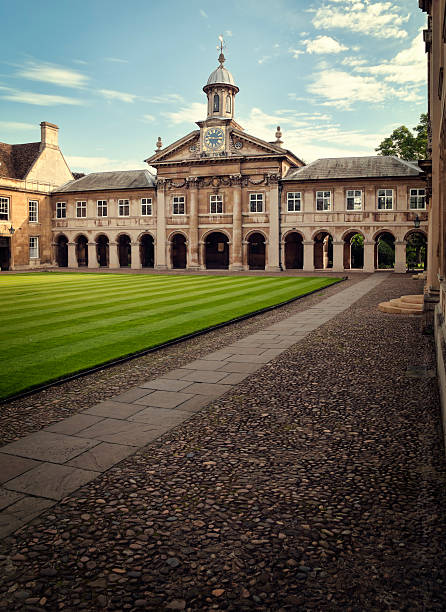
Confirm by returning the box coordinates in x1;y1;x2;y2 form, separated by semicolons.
4;276;304;333
1;273;339;398
2;277;318;354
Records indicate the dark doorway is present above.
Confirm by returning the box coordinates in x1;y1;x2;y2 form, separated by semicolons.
76;235;88;267
172;234;187;269
343;232;364;269
96;235;109;267
0;237;10;270
118;235;131;267
314;232;333;269
56;235;68;267
248;233;266;270
140;234;154;268
375;232;395;269
205;232;229;269
284;232;303;269
406;231;427;270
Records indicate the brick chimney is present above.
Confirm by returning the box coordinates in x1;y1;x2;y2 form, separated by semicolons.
40;121;59;148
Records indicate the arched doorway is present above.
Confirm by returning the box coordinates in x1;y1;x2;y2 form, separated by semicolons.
205;232;229;269
247;232;266;270
314;232;333;269
0;237;11;270
56;235;68;267
171;234;187;269
284;232;303;269
375;232;395;269
140;234;154;268
405;231;427;270
118;235;131;267
76;235;88;267
96;235;109;267
343;232;364;269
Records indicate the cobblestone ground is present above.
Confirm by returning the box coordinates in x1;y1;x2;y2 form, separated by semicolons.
1;274;445;611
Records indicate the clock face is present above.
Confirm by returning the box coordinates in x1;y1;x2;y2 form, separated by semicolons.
204;127;225;150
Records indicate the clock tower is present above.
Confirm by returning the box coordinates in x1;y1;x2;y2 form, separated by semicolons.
198;40;240;155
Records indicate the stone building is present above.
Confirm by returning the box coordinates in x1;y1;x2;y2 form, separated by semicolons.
0;50;428;272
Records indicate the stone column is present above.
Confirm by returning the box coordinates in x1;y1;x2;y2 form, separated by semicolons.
332;241;344;272
242;241;248;270
266;183;280;271
363;241;375;272
394;240;407;274
167;241;172;269
131;242;141;269
88;242;99;268
68;242;77;268
230;177;243;270
188;180;199;268
109;241;119;268
155;179;167;269
303;241;314;272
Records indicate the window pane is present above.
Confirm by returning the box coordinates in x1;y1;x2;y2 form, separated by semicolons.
0;197;9;220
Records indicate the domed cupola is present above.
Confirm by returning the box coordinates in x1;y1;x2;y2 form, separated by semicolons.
203;41;239;120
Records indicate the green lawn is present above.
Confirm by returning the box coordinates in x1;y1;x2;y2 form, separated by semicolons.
0;272;340;399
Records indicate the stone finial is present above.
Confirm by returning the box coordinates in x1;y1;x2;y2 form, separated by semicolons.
218;35;226;66
275;125;283;147
156;136;163;151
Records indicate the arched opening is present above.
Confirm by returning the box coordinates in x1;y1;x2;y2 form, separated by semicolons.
314;232;333;269
56;235;68;267
140;234;154;268
0;237;11;270
284;232;303;269
118;234;131;268
375;232;395;269
205;232;229;269
247;233;266;270
213;94;220;113
343;232;364;269
96;235;109;267
226;94;231;113
76;235;88;267
171;234;187;269
406;232;427;271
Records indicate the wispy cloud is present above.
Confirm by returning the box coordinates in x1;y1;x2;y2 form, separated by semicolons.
73;59;88;65
142;114;155;122
200;9;208;18
225;30;233;37
162;102;207;125
303;35;348;54
258;56;271;65
0;86;84;106
104;57;129;64
66;155;147;173
0;120;36;131
289;48;304;59
312;0;409;39
17;61;89;88
147;93;184;104
98;88;138;103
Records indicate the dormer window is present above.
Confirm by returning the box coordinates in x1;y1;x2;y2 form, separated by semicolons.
213;94;220;113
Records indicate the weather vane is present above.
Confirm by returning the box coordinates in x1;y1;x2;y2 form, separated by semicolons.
217;35;226;65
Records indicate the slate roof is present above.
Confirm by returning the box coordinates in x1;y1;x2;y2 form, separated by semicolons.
284;156;423;181
0;141;41;179
55;169;156;193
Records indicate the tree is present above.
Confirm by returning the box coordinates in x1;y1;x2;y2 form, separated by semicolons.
375;113;428;160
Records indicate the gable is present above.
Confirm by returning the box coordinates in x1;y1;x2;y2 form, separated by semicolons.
145;131;200;165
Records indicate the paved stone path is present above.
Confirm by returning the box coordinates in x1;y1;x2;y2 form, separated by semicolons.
0;274;387;539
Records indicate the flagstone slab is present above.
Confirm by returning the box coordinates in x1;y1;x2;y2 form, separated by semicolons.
0;497;55;539
139;378;194;392
174;395;213;413
0;489;24;511
112;388;153;403
4;463;99;500
67;442;136;472
0;431;100;463
0;455;41;485
162;368;191;380
218;372;249;385
74;419;160;447
129;407;191;428
45;414;105;435
180;370;230;383
133;390;195;409
180;382;232;397
84;400;148;419
218;362;261;373
183;359;226;371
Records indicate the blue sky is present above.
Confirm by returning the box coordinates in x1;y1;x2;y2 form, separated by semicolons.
0;0;427;172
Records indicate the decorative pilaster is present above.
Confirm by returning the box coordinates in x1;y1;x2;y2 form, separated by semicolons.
188;178;200;268
230;175;243;270
266;182;280;271
155;179;167;269
87;242;99;268
109;241;119;268
332;241;344;272
67;242;77;268
363;241;375;273
303;241;314;272
199;241;206;270
394;240;407;274
131;242;141;269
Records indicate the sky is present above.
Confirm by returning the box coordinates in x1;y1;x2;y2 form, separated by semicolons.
0;0;427;173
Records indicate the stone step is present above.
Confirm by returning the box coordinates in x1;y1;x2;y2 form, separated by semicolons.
400;294;424;304
378;300;423;315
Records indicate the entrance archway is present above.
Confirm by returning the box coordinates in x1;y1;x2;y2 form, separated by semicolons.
56;235;68;267
247;232;266;270
96;235;109;267
405;231;427;270
375;231;395;269
284;232;303;269
314;232;333;269
0;237;11;270
118;234;131;267
76;235;88;267
171;234;187;269
205;232;229;269
140;234;154;268
343;232;364;269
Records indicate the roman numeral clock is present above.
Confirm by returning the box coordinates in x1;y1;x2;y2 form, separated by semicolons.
203;127;225;152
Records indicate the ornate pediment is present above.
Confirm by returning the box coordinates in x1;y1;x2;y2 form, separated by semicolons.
145;131;200;166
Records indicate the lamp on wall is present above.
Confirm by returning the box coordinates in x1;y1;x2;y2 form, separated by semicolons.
413;215;421;229
8;225;15;235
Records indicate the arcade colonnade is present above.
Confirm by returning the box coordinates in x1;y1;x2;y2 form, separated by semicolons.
54;228;427;272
